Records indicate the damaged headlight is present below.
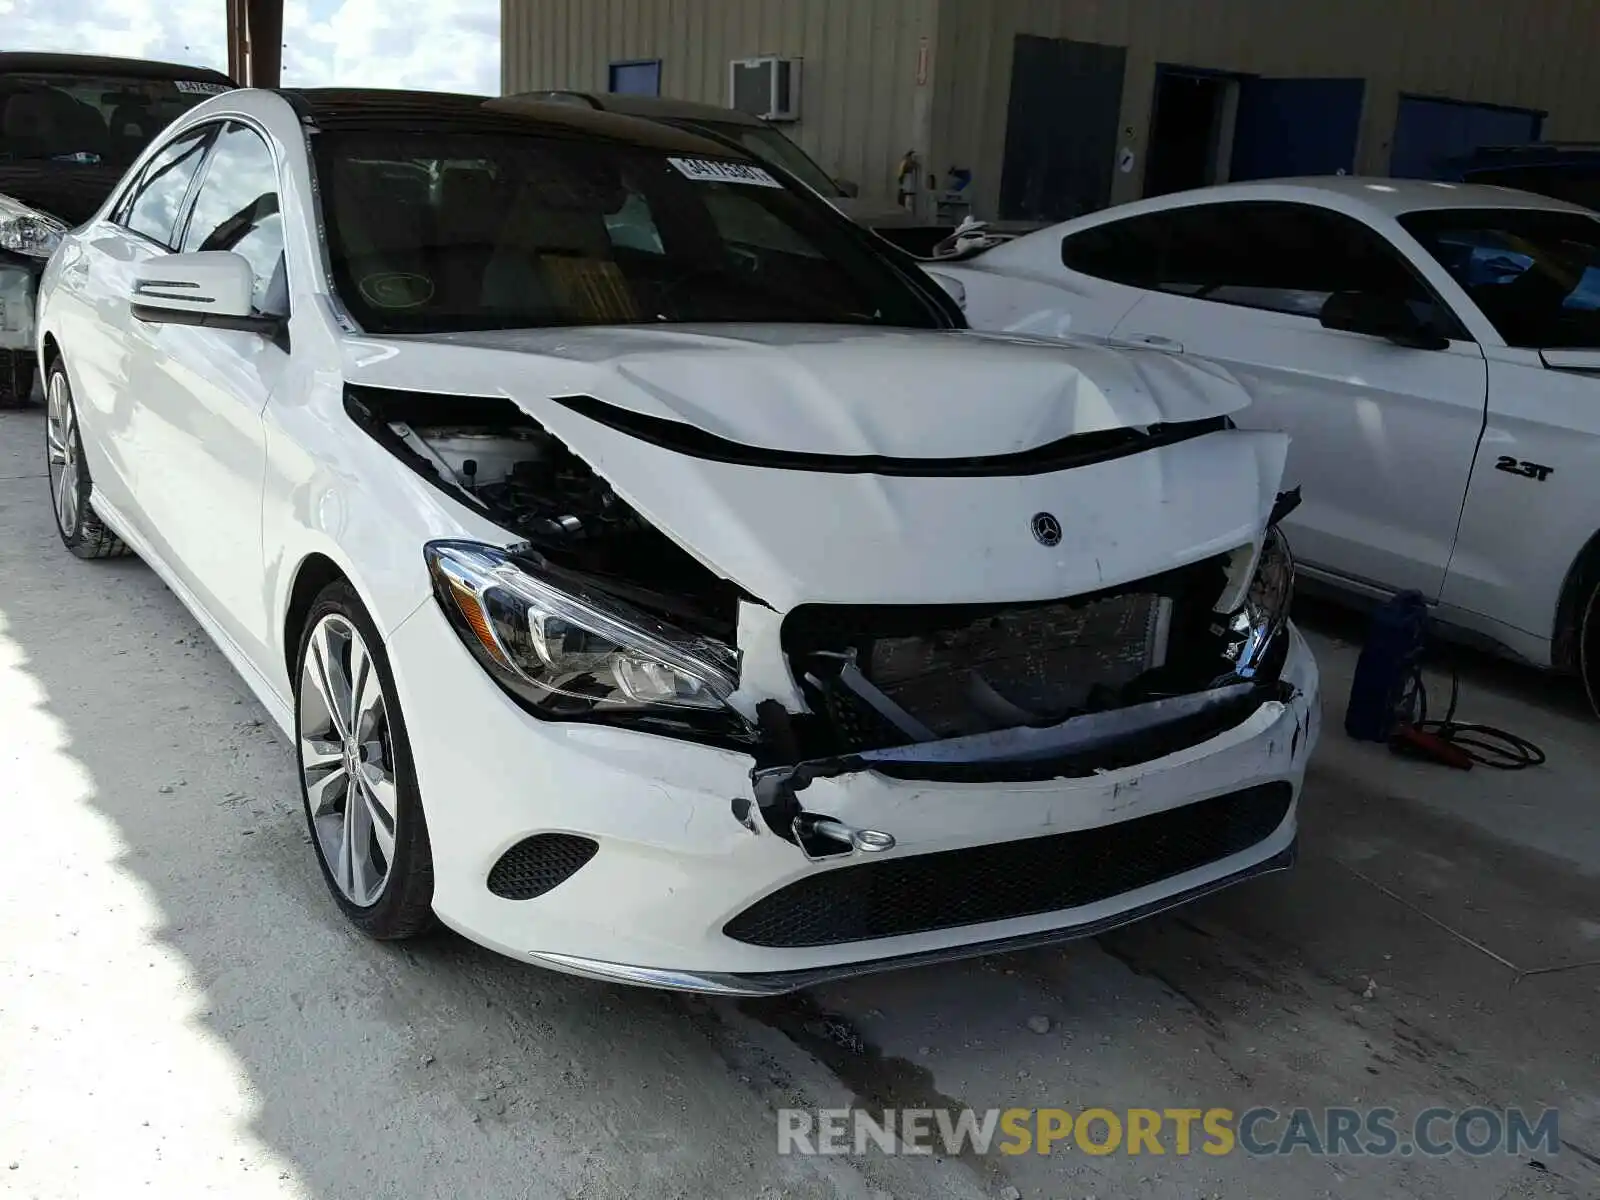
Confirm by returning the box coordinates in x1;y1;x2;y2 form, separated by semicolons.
425;540;741;718
0;196;67;259
1221;526;1295;678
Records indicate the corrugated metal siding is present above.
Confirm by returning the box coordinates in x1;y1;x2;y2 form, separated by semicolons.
502;0;938;202
508;0;1600;220
933;0;1600;218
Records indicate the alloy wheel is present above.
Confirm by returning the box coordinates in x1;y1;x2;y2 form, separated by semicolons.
299;614;400;907
45;372;80;538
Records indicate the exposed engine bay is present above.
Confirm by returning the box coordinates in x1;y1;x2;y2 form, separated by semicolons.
348;383;1297;827
345;386;743;640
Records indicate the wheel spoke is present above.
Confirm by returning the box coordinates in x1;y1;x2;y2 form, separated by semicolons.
323;623;359;738
55;459;77;532
301;735;343;770
308;633;350;740
304;764;347;818
344;776;374;901
350;638;381;742
337;777;362;898
357;762;397;861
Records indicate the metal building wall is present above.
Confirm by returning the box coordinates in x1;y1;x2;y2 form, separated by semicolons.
932;0;1600;220
502;0;939;202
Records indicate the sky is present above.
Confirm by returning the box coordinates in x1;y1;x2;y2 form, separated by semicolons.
0;0;500;95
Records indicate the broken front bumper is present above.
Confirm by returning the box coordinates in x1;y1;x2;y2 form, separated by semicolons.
387;598;1320;994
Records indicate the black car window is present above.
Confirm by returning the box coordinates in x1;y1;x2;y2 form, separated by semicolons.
1060;211;1166;288
311;128;952;334
1463;166;1600;215
1399;207;1600;349
1066;200;1463;335
0;72;228;167
120;126;212;247
181;122;287;316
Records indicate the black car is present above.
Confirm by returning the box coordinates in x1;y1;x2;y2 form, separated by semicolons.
1438;143;1600;212
0;52;234;404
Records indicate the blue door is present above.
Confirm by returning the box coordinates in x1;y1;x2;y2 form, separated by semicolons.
608;60;661;97
1389;97;1544;179
1230;78;1366;180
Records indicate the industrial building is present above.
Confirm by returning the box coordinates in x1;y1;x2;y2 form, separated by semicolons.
501;0;1600;225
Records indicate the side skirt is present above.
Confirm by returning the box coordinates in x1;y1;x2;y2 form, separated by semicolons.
88;488;295;736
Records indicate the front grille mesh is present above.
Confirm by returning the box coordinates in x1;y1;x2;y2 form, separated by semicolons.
723;783;1292;947
868;593;1166;738
487;833;598;900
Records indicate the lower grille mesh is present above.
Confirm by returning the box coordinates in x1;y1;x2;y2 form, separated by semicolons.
869;593;1167;738
723;783;1292;947
488;833;598;900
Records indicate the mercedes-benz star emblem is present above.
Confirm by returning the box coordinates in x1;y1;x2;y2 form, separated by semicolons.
1031;511;1062;547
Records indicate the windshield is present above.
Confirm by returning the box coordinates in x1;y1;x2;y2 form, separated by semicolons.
1399;207;1600;348
0;72;229;167
689;121;842;197
313;129;946;335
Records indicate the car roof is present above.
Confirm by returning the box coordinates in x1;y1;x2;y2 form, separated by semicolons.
517;90;767;127
280;88;754;157
1090;175;1597;223
0;51;234;84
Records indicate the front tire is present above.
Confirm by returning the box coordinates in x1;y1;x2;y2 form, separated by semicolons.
1581;582;1600;719
295;581;435;939
45;361;128;559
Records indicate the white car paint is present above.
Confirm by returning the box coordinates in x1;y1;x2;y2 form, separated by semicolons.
36;88;1318;993
945;178;1600;677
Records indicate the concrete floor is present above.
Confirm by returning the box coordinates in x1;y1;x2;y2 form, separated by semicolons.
1;404;1597;1200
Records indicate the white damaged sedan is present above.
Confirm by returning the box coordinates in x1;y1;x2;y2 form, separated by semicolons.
36;88;1318;994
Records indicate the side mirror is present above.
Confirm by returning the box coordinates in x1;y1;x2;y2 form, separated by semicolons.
1319;290;1448;351
131;251;282;337
835;177;860;198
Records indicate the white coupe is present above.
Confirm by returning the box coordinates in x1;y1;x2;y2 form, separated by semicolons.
35;87;1317;994
944;179;1600;708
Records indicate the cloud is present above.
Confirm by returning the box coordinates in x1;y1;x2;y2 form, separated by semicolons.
0;0;499;94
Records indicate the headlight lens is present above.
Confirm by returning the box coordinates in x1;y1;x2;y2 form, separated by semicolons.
1223;526;1295;678
425;540;740;717
0;197;67;259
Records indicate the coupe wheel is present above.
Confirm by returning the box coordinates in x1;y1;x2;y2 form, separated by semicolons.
44;362;128;559
1581;581;1600;719
295;581;434;938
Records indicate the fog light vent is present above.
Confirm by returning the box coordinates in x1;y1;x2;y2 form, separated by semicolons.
487;833;598;900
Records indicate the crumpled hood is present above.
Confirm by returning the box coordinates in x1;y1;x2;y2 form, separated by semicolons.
352;324;1251;459
0;164;125;226
344;324;1282;609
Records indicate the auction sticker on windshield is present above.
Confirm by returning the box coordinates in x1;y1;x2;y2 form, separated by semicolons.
668;157;783;188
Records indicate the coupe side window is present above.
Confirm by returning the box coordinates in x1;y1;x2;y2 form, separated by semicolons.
1155;202;1455;328
180;122;288;317
119;127;213;247
1069;201;1463;336
1060;213;1165;288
